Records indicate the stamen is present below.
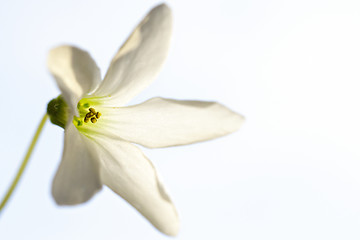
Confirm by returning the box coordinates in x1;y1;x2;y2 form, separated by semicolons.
74;99;104;129
76;106;102;126
86;112;94;118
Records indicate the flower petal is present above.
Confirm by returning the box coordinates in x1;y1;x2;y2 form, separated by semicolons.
47;45;101;115
90;136;179;236
92;4;172;105
101;97;245;148
52;123;102;205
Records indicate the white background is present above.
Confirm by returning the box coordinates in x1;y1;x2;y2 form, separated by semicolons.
1;0;360;239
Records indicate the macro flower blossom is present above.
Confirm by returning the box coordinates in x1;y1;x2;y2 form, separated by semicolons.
46;4;244;236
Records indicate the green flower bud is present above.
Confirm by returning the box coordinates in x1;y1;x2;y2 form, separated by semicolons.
47;95;69;129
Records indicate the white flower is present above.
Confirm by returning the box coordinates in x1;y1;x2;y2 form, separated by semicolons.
47;4;244;236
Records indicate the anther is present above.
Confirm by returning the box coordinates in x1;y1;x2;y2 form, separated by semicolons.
82;107;101;124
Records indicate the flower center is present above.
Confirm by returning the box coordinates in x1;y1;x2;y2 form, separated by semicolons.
84;108;101;123
73;101;103;127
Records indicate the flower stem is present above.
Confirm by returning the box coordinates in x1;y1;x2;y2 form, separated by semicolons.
0;113;48;215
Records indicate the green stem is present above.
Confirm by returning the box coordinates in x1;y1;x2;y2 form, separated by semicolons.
0;113;48;215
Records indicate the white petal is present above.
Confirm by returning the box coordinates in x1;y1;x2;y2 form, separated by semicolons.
92;4;172;105
90;136;179;236
47;45;101;115
52;123;102;205
101;97;245;148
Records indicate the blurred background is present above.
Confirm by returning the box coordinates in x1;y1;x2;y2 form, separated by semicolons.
1;0;360;239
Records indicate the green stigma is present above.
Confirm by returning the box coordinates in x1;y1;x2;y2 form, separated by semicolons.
47;95;69;129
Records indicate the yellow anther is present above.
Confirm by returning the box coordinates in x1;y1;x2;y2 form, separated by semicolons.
80;107;101;125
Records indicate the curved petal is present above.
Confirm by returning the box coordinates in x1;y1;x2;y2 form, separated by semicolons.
52;123;102;205
100;97;245;148
92;4;172;105
90;136;179;236
47;45;101;115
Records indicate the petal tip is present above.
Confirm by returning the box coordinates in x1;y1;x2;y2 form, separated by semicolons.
234;112;246;130
157;217;180;236
150;3;173;24
213;102;245;133
153;3;171;12
51;181;102;206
